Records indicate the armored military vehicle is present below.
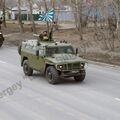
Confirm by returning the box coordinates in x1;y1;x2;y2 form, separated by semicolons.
18;37;86;84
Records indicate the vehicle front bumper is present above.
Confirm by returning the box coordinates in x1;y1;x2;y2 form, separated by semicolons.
60;69;85;77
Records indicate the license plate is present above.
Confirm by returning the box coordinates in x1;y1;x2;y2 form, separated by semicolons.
72;71;78;74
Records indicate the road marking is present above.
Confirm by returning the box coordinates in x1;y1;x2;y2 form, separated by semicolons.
0;60;6;64
115;98;120;102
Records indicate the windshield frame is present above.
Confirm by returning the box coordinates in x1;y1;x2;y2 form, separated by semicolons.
46;46;75;56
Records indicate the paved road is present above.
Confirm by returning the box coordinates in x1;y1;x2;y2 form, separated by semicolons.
0;46;120;120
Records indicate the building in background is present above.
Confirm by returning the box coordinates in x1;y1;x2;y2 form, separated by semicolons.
11;6;28;20
0;7;11;20
11;3;45;21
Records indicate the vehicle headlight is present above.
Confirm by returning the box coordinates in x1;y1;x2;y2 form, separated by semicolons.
59;65;63;69
57;65;63;69
81;63;85;68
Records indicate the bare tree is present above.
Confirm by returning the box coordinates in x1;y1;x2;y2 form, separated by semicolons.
36;0;42;10
71;0;79;30
118;0;120;29
0;0;6;28
18;0;24;33
0;0;3;30
0;0;2;6
50;0;59;29
43;0;50;33
78;0;84;41
28;0;37;34
2;0;6;27
71;0;83;41
113;0;120;29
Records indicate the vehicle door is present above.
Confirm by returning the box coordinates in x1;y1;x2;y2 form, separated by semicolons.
30;46;45;71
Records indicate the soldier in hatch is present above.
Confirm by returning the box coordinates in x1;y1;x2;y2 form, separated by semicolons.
39;31;49;41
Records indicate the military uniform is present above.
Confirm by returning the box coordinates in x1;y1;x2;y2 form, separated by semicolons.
39;31;49;41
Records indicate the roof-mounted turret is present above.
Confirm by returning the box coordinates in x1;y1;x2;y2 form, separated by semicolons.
33;30;54;43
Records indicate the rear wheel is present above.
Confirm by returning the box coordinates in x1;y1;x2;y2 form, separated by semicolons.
23;60;33;76
0;41;3;47
46;66;59;84
74;70;86;82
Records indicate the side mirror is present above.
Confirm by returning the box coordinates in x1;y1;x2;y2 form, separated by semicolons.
37;41;40;46
36;50;39;57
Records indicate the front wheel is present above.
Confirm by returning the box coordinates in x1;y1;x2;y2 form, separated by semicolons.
74;70;86;82
46;66;59;84
23;60;33;76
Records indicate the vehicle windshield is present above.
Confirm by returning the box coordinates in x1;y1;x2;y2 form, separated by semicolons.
46;46;75;56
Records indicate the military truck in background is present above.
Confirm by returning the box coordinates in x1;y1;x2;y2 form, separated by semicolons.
18;34;86;84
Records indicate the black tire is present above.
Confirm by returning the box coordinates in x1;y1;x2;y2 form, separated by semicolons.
46;66;59;84
0;43;3;47
74;70;86;82
18;44;21;55
0;41;3;47
23;60;33;76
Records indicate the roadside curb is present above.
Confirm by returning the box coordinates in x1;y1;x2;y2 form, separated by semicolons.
4;33;20;37
86;59;120;71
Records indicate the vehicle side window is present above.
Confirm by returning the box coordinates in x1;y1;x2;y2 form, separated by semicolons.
65;48;74;54
39;47;45;56
39;49;44;56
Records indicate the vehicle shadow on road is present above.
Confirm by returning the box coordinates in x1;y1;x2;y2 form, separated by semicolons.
58;78;86;85
23;72;86;85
